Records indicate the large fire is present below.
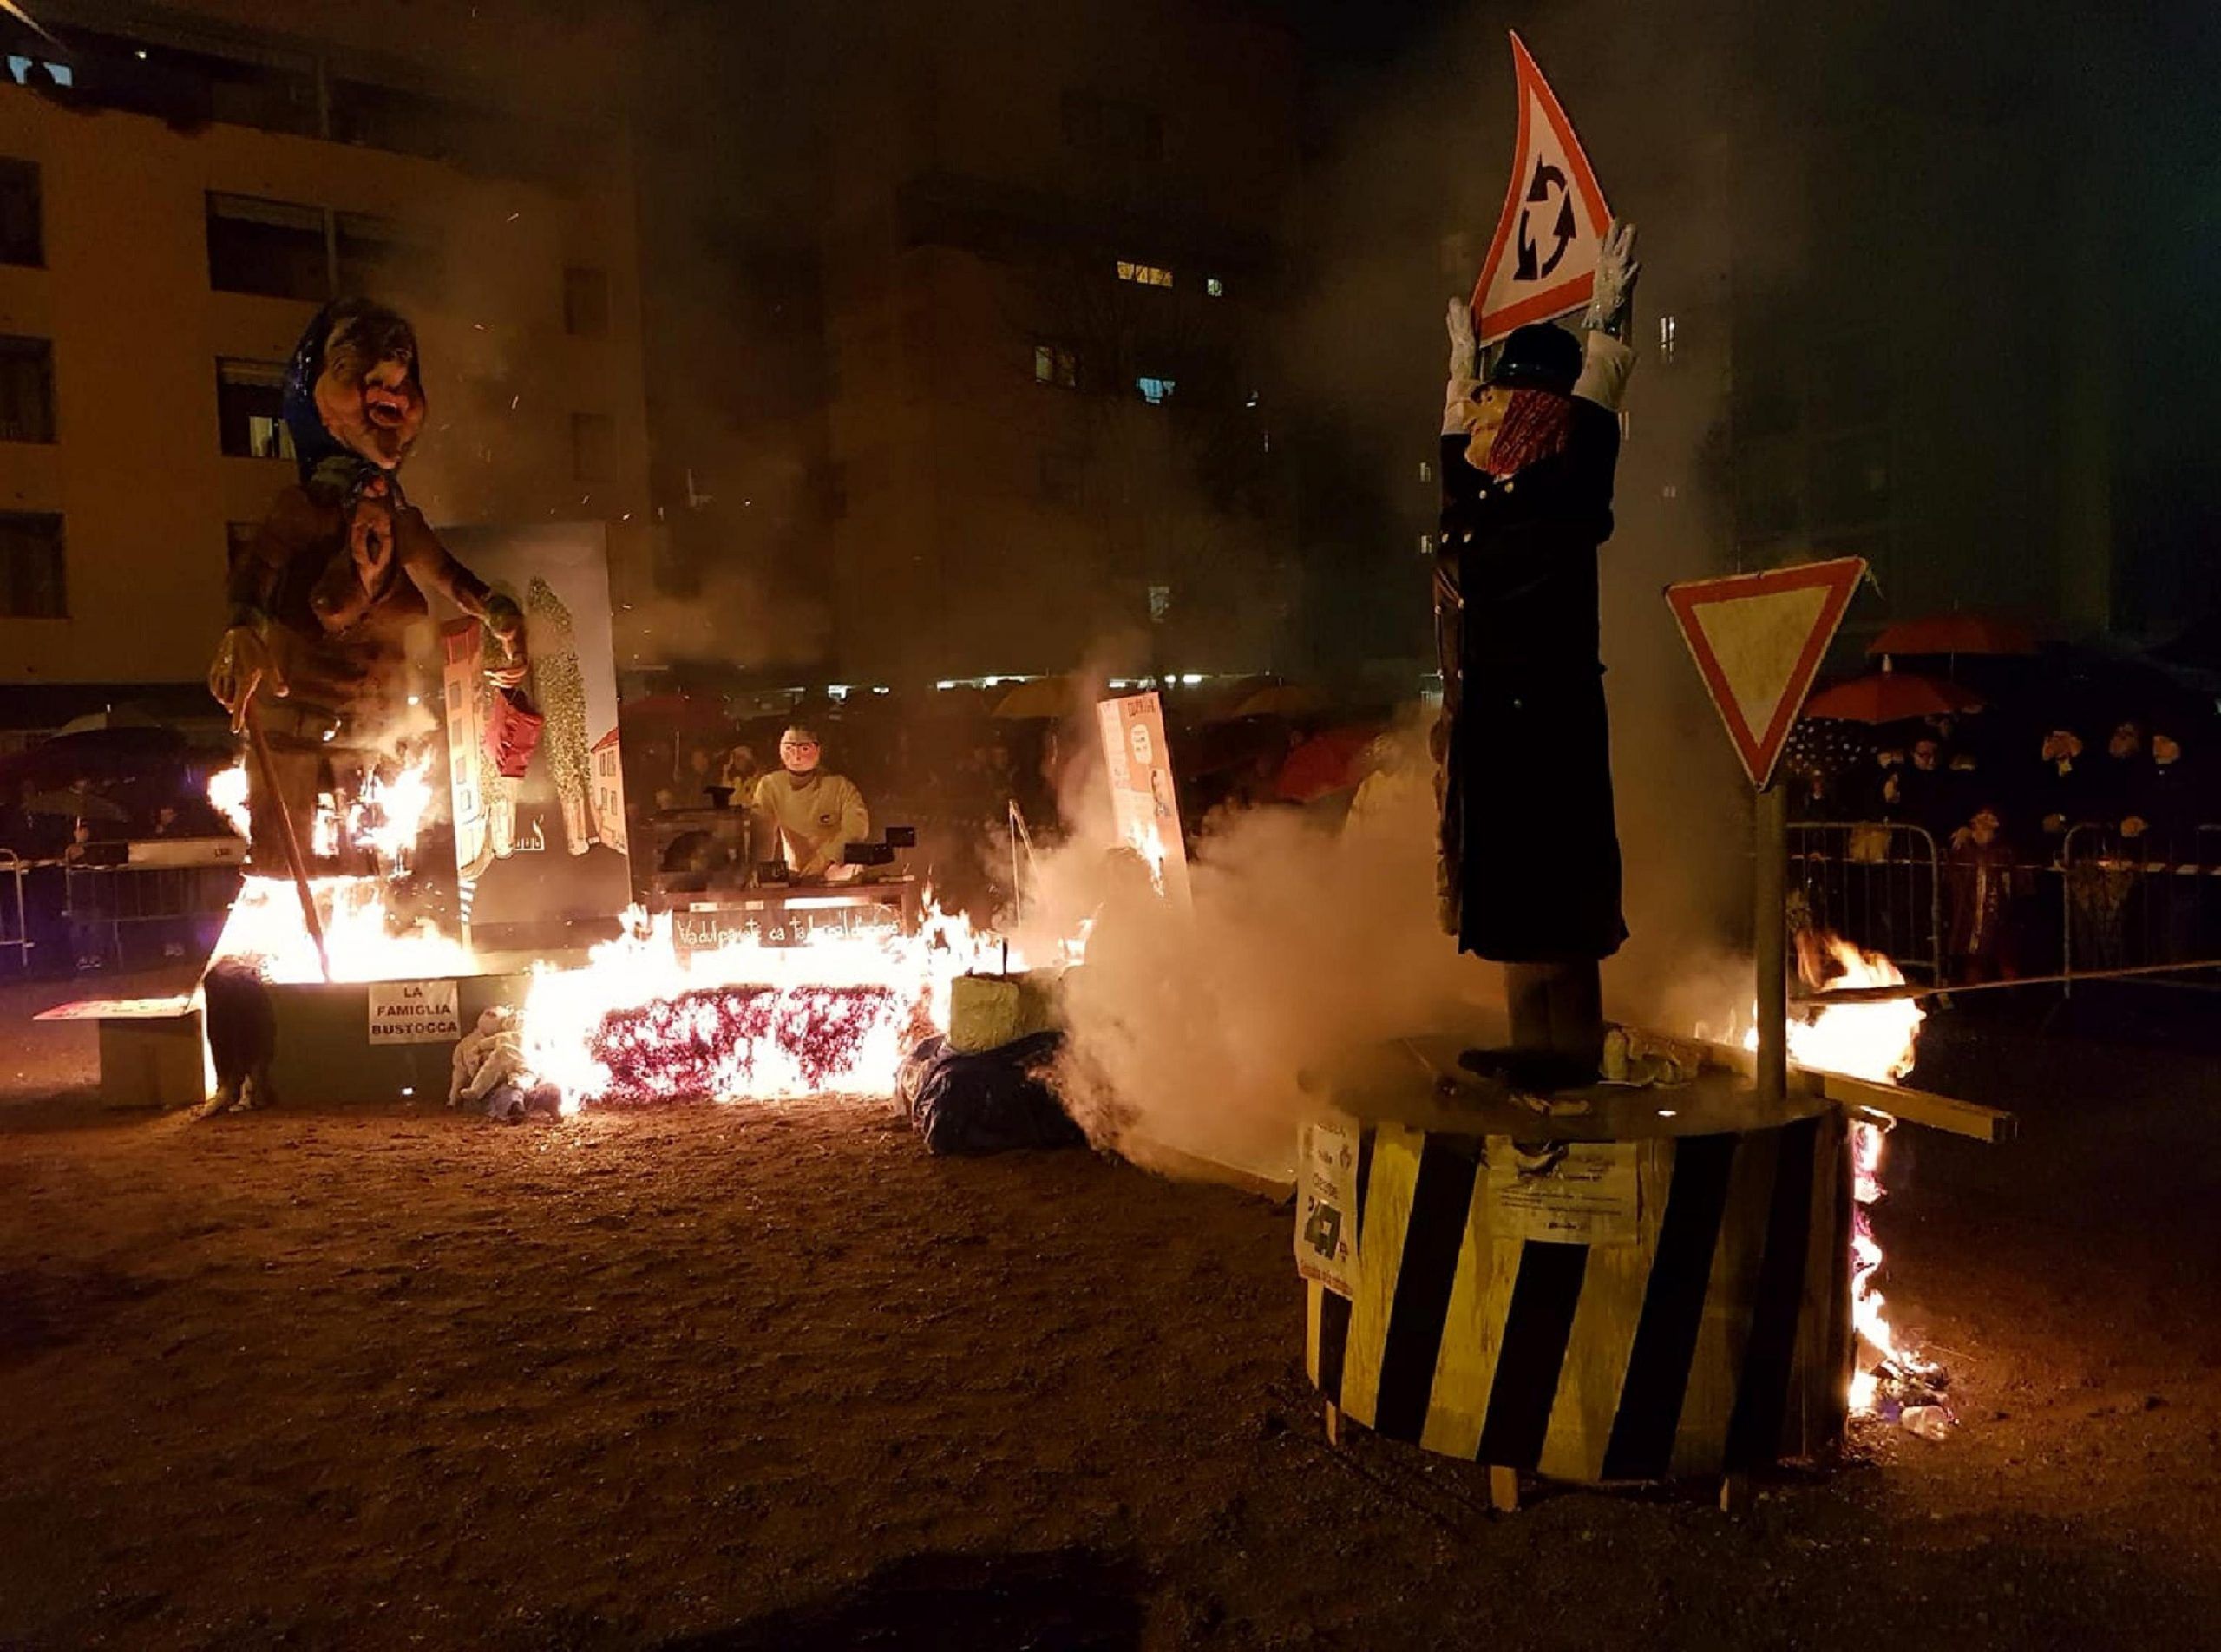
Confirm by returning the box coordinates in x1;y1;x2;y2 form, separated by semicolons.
207;738;1001;1106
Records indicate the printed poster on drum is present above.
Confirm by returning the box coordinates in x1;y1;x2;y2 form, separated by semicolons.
1095;691;1193;908
1294;1112;1361;1296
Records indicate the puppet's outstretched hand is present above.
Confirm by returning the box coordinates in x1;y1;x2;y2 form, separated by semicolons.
1582;219;1641;340
207;619;287;735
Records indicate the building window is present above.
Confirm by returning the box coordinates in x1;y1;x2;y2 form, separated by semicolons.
564;266;611;337
1418;459;1433;484
216;359;293;460
206;193;328;301
1135;376;1176;406
336;210;437;295
1418;534;1435;557
0;336;55;442
1148;583;1172;623
1656;313;1678;364
571;412;614;482
1032;340;1079;389
1205;276;1225;298
0;159;39;266
0;511;64;617
1116;259;1172;289
5;56;73;90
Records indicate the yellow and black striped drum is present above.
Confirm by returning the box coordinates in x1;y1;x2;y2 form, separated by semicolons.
1306;1066;1853;1484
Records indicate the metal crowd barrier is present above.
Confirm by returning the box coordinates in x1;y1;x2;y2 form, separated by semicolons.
2059;823;2221;998
62;862;242;970
1785;820;1944;983
0;849;26;967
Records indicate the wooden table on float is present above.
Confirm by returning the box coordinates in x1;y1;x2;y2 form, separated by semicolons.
1300;1035;1856;1509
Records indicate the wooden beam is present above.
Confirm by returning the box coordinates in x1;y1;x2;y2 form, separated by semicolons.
1812;1070;2016;1143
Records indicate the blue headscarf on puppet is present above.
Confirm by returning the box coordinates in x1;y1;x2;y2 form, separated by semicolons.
280;298;427;502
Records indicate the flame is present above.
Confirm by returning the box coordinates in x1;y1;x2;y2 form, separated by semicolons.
521;902;1002;1111
210;875;473;985
356;752;437;866
1733;932;1936;1419
207;763;252;839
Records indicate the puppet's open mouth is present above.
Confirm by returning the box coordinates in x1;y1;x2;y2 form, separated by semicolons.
364;388;408;429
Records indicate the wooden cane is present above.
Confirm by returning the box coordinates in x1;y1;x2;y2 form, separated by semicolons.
242;699;331;983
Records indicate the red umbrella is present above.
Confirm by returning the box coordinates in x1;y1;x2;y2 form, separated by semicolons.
1274;725;1382;803
1867;614;2035;659
1804;671;1984;724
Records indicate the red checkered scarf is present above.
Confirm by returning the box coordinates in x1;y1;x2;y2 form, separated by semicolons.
1477;388;1576;480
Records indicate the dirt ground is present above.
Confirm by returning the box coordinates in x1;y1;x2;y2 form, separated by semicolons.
2;977;2218;1650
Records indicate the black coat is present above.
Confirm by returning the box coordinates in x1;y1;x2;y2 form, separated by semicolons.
1434;397;1626;963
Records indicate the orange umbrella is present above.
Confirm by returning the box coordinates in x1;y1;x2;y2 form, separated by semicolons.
1867;614;2035;658
1804;671;1984;724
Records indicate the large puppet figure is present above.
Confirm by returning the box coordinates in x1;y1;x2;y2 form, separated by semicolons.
1435;222;1640;1089
207;299;527;874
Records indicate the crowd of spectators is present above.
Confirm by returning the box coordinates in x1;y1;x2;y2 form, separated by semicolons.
1785;695;2221;986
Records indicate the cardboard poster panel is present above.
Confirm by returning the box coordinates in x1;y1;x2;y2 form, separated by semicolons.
1470;32;1615;346
431;522;632;940
1095;691;1193;909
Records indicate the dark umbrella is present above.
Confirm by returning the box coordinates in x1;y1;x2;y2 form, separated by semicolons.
0;724;187;789
23;787;128;823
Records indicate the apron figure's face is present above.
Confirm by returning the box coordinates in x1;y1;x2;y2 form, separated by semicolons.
314;311;427;469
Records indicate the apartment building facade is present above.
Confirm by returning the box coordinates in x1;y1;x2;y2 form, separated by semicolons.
0;0;651;705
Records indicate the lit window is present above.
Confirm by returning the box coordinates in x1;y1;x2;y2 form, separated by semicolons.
6;57;73;88
217;358;293;460
1116;259;1173;288
1657;314;1678;363
1135;376;1176;405
1032;341;1078;389
1418;459;1433;483
1148;584;1171;623
1418;534;1434;557
1205;276;1225;298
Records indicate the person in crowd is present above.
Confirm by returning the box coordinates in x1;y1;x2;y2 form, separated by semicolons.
1946;803;2021;985
2133;731;2207;864
1886;735;1962;842
2033;729;2091;844
2090;720;2147;835
720;743;761;803
750;725;869;881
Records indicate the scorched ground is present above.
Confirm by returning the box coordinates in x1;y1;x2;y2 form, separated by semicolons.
1;993;2218;1649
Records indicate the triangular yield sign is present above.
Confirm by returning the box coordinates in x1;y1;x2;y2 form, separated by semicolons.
1665;558;1867;789
1470;32;1615;347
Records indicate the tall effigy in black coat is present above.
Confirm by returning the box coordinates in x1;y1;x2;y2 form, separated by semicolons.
1435;327;1633;963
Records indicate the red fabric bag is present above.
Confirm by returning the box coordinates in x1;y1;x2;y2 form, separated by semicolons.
486;686;544;779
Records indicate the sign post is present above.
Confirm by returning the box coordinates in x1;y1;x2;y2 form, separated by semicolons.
1665;557;1867;1103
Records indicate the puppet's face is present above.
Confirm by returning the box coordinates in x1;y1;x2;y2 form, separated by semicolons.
314;311;426;470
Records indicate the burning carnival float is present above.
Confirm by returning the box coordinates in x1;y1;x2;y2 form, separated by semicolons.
1282;34;2006;1508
